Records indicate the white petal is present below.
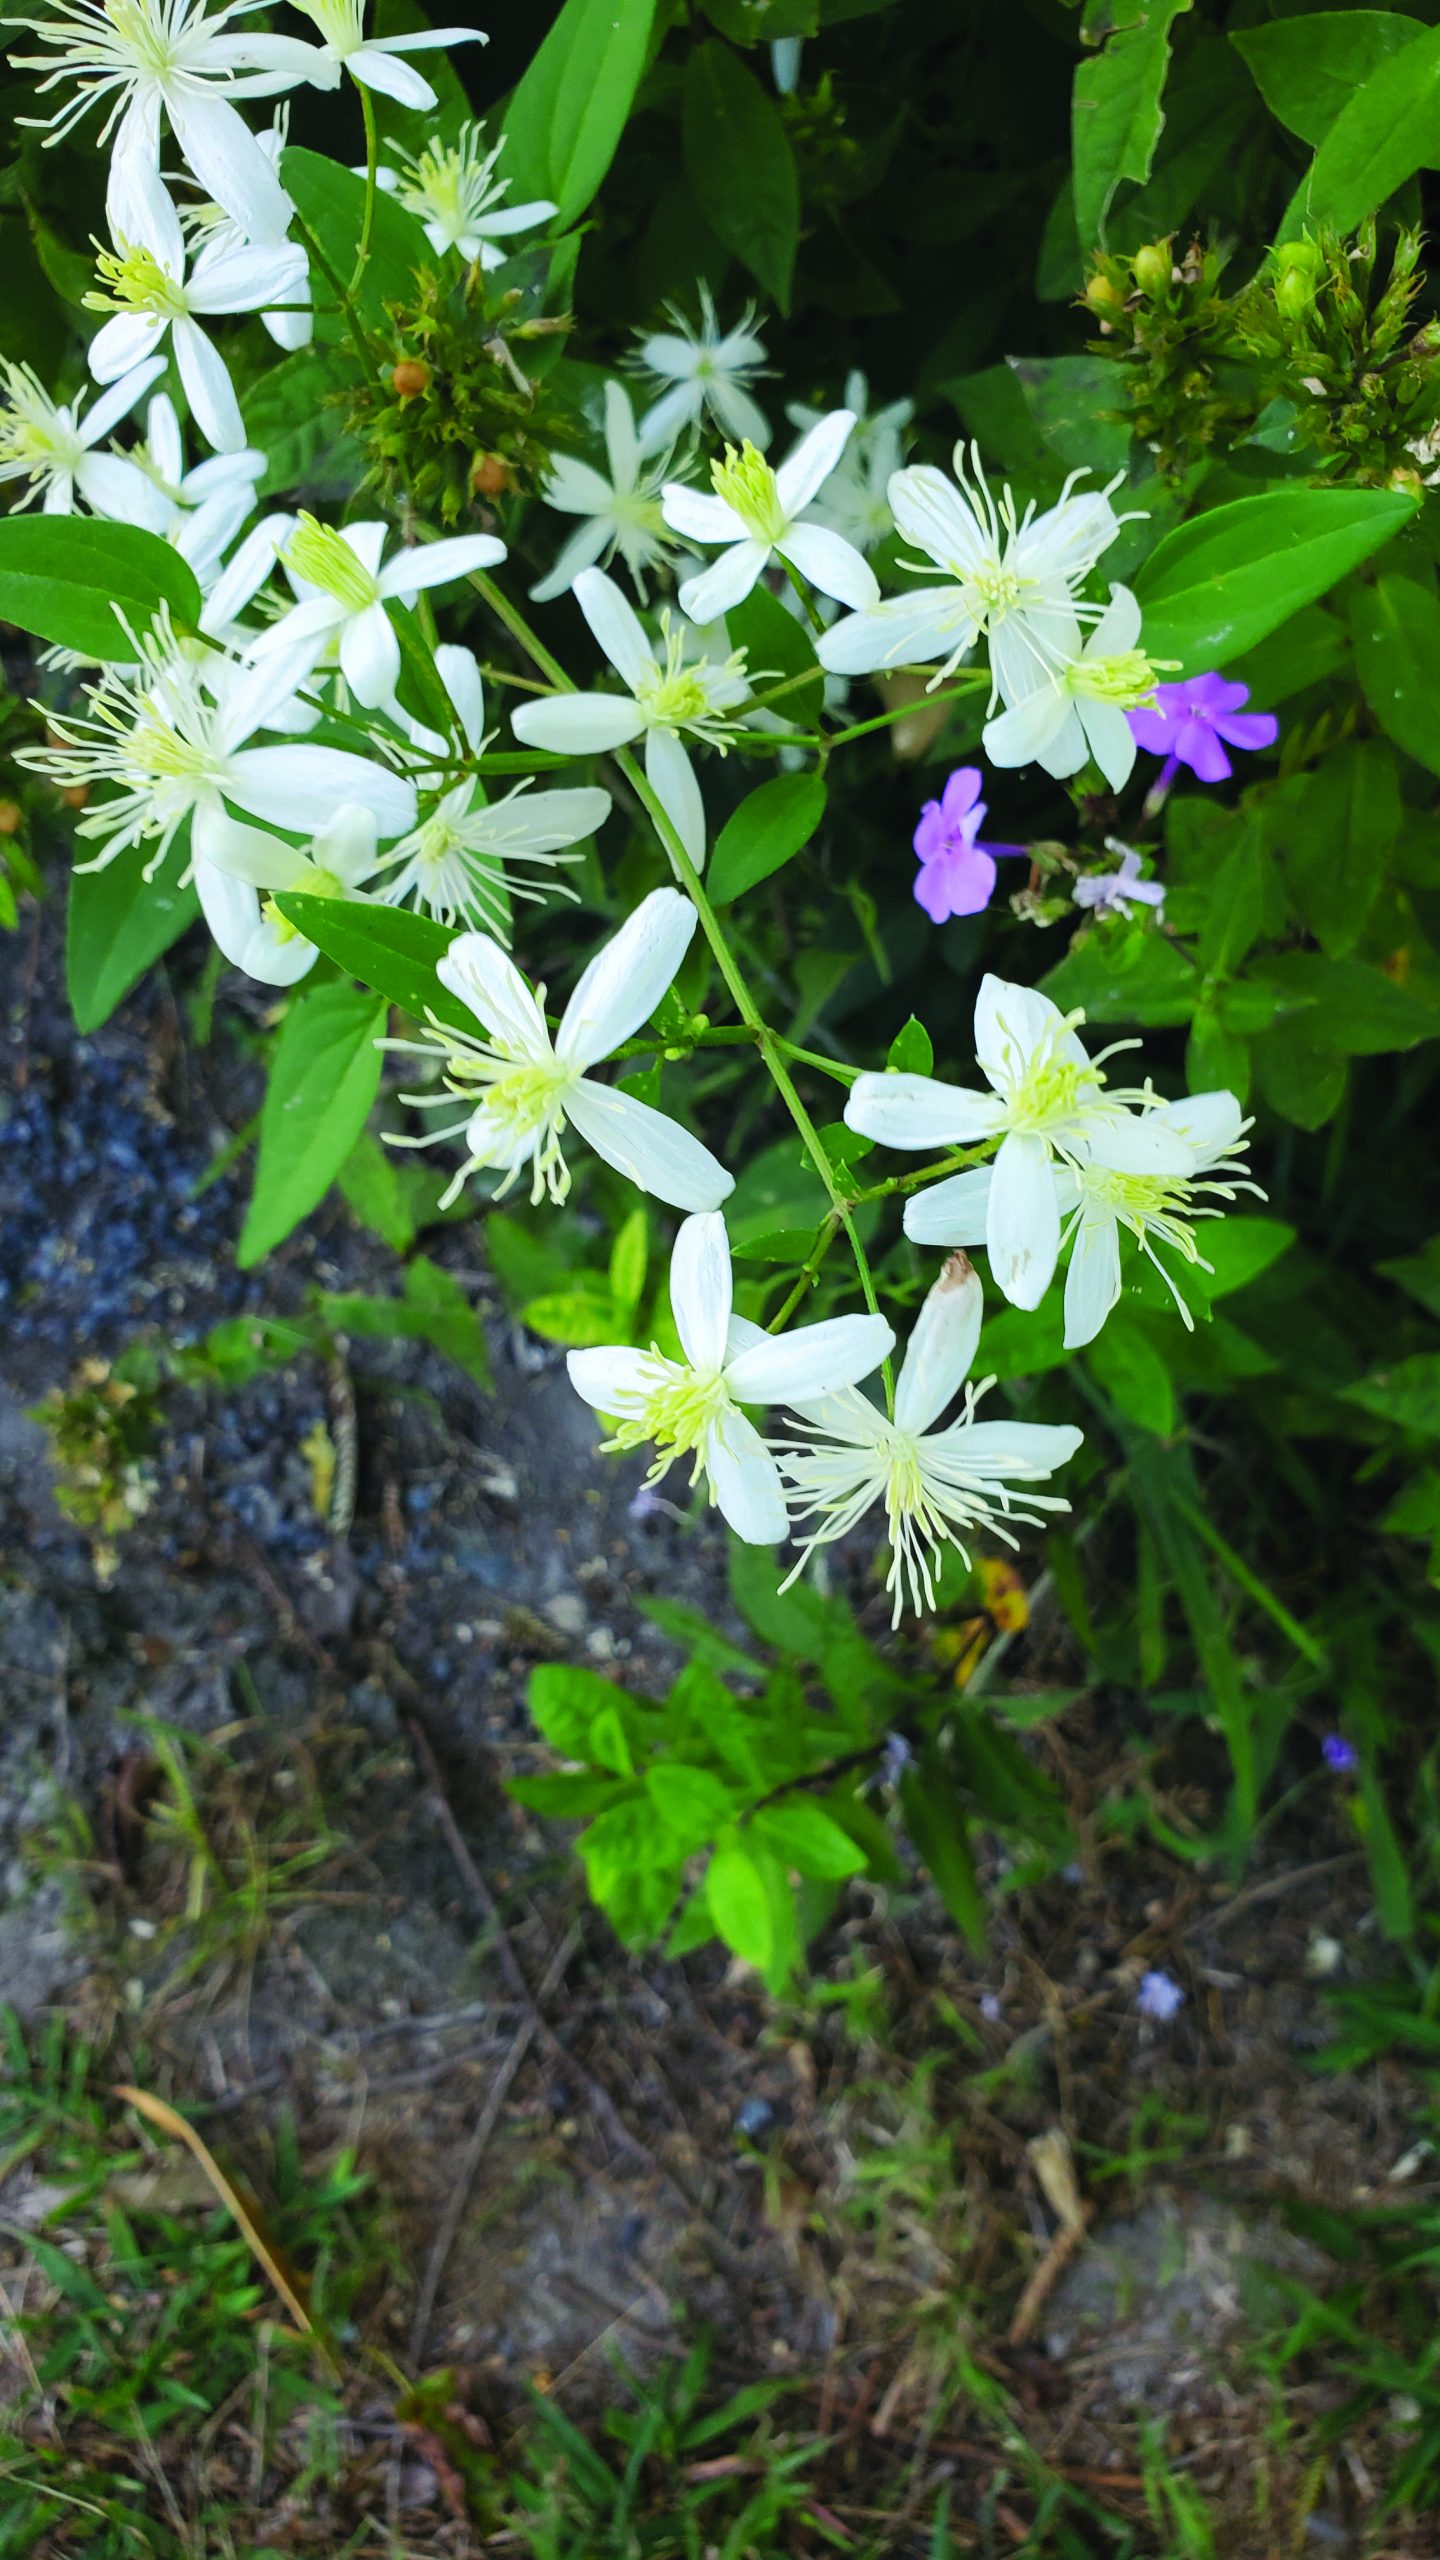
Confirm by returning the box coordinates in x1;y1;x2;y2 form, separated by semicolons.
74;451;173;530
314;801;378;886
530;517;613;602
1077;697;1137;792
437;933;549;1053
378;532;507;597
229;744;415;838
776;521;879;610
774;409;855;515
471;786;610;855
338;599;401;708
982;684;1072;772
678;542;769;625
189;239;304;315
1151;1090;1245;1166
572;566;652;692
194;810;304;889
1089;582;1142;654
644;726;705;867
1020;484;1120;583
170;88;292;240
708;379;773;450
79;358;167;445
986;1130;1061;1311
637;380;702;455
565;1082;732;1211
173;317;245;454
538;457;615;517
938;1419;1084;1476
989;602;1080;708
894;1255;983;1435
902;1165;993;1248
817;589;975;676
566;1345;652;1411
347;42;438;105
89;311;166;384
555;885;697;1067
193;855;316;986
661;482;744;543
1083;1111;1197;1178
108;147;184;266
974;973;1087;1088
845;1070;1006;1151
1063;1209;1122;1348
510;693;644;753
889;465;990;574
726;1313;894;1406
667;1210;733;1370
706;1410;789;1544
434;642;485;747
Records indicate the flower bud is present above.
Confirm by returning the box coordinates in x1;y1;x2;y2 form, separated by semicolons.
1083;272;1125;315
391;359;431;401
1131;242;1172;299
471;452;513;496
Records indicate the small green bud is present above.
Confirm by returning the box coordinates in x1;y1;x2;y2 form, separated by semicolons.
1131;242;1172;299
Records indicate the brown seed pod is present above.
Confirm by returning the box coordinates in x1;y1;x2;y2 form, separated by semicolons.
391;359;432;400
471;452;513;496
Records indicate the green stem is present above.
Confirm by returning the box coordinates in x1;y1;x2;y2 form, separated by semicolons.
465;565;891;1393
822;675;987;749
352;82;380;295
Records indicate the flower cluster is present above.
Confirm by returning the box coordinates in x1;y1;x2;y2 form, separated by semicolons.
7;0;1266;1632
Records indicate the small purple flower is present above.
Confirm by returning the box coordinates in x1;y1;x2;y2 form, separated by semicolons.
1322;1732;1359;1776
1128;672;1278;803
1136;1968;1185;2023
1072;844;1165;920
979;1991;1003;2023
912;767;1024;924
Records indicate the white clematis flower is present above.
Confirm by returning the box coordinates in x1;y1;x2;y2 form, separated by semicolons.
632;286;771;457
136;389;267;592
249;515;507;711
375;125;555;265
290;0;485;108
567;1210;894;1544
182;115;311;349
786;369;912;557
378;644;611;933
845;974;1195;1312
531;381;679;605
664;411;880;625
194;800;379;987
510;568;750;869
10;0;323;245
817;443;1128;693
775;1252;1082;1623
982;587;1160;791
0;354;169;525
86;154;305;454
389;887;733;1213
20;618;416;876
906;1093;1258;1348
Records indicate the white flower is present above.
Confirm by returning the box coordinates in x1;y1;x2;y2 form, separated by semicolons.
845;973;1195;1311
389;887;733;1213
182;115;311;348
632;286;770;456
86;154;305;453
0;355;169;525
375;125;554;265
135;388;267;588
290;0;485;109
785;370;912;557
664;412;880;625
10;0;323;244
510;568;750;868
817;443;1128;692
905;1092;1258;1348
983;588;1160;790
378;645;610;933
531;381;678;605
774;1253;1082;1623
20;618;416;876
567;1210;893;1544
249;515;506;711
1072;842;1165;920
194;800;379;986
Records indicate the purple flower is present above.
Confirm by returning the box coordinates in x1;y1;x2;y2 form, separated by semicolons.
1322;1733;1359;1776
912;767;1024;924
1072;843;1165;920
1128;672;1278;795
1136;1968;1185;2023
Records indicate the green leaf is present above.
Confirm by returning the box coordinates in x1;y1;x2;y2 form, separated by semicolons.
887;1015;934;1075
752;1798;868;1880
1277;739;1396;959
899;1755;986;1950
1254;952;1437;1055
502;0;657;228
237;982;386;1268
1275;23;1440;241
0;517;202;662
1086;1314;1177;1436
1198;821;1266;977
1355;1771;1416;1944
1072;0;1193;249
337;1127;429;1252
319;1256;492;1387
609;1206;649;1322
706;1839;775;1969
531;1661;636;1760
646;1763;736;1850
1231;12;1426;150
708;774;827;907
1040;922;1197;1025
273;893;466;1029
281;144;428;326
1349;575;1440;781
522;1285;625;1349
66;834;199;1034
729;1537;835;1657
682;43;800;311
1133;488;1417;675
1344;1354;1440;1437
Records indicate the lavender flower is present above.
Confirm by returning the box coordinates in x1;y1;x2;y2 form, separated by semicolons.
1322;1732;1359;1775
1071;843;1165;920
1128;672;1278;806
1136;1968;1185;2022
912;767;1023;924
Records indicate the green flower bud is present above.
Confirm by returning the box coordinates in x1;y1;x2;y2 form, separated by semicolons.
1131;242;1172;299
